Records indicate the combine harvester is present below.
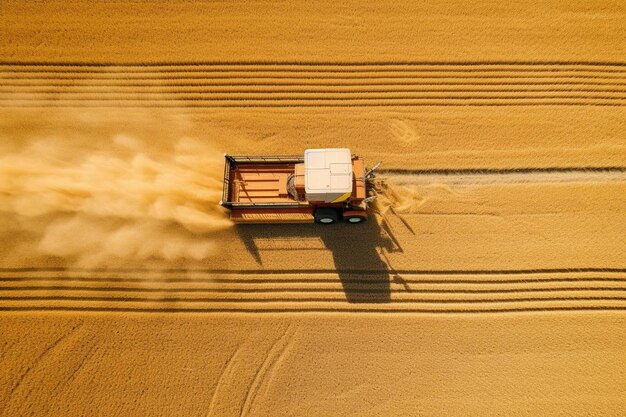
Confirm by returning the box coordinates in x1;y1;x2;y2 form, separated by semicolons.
221;148;381;224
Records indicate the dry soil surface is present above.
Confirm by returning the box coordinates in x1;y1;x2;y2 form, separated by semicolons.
1;1;625;416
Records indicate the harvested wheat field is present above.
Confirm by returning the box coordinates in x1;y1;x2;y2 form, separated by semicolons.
1;1;626;416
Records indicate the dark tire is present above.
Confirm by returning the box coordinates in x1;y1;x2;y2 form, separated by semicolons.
314;208;339;224
344;214;367;224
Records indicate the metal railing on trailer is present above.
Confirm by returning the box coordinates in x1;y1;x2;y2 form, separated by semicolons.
226;155;304;163
220;153;305;209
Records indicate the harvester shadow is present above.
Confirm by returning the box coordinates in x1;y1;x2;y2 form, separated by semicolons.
236;218;397;303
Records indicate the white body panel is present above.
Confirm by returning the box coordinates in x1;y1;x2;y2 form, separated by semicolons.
304;148;352;203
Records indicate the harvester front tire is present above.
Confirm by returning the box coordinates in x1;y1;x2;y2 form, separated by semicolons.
315;208;338;224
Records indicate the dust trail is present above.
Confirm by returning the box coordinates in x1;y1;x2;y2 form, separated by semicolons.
373;181;423;216
0;109;232;267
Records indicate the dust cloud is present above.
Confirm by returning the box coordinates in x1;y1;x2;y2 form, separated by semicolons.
373;179;425;216
0;110;232;267
375;176;482;218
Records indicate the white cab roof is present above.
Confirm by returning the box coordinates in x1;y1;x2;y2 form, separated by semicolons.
304;148;352;194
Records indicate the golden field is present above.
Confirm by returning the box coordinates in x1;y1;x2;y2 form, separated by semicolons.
1;1;625;416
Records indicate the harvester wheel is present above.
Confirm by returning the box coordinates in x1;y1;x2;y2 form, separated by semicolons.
344;214;367;224
314;208;338;224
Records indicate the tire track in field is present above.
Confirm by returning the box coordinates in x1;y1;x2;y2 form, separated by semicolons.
1;306;625;314
2;267;625;274
1;62;625;107
1;270;625;313
381;167;626;175
380;167;626;185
